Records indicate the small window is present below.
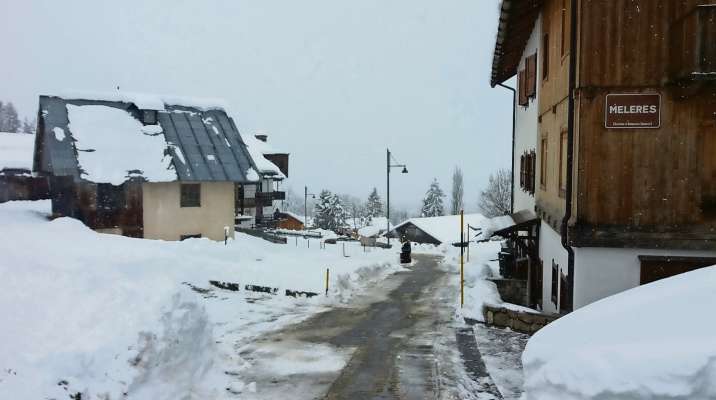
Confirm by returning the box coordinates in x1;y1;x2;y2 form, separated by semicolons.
542;34;550;80
551;259;558;305
180;234;201;241
559;130;568;197
180;184;201;207
559;271;570;312
540;136;548;189
142;110;157;125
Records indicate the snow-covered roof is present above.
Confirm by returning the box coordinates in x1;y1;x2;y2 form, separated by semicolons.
0;132;34;172
477;209;539;239
240;133;285;178
282;211;306;225
390;213;486;244
358;225;382;238
523;265;716;399
36;95;260;185
56;90;230;112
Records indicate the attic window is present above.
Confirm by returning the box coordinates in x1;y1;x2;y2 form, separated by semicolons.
142;110;158;125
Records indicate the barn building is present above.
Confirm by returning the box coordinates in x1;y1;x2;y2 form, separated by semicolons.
34;93;287;241
488;0;716;313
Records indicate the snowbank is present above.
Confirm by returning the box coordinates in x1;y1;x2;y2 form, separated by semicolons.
67;105;176;184
0;200;401;399
0;132;34;171
523;266;716;400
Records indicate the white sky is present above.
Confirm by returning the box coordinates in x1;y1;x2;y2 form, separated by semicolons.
0;0;512;213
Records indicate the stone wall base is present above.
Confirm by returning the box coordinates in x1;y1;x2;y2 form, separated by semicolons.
483;304;560;335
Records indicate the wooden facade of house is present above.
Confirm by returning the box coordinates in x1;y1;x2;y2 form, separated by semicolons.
530;0;716;250
276;212;304;231
492;0;716;312
571;0;716;250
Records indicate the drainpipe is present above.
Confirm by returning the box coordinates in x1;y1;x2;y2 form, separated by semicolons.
496;82;517;214
561;0;578;312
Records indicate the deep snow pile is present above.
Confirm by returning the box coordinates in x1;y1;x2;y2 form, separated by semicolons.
523;266;716;400
0;131;34;171
0;200;402;399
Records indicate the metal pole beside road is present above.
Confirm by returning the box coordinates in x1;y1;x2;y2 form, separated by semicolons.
460;209;464;308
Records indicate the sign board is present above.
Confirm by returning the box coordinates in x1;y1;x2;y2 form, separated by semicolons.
605;93;661;129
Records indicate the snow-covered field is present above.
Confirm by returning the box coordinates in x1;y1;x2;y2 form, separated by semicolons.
0;200;403;399
523;265;716;400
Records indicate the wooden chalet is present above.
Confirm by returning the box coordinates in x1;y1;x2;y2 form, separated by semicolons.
489;0;716;313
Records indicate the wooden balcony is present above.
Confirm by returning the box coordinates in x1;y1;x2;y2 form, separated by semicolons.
255;191;286;202
669;5;716;82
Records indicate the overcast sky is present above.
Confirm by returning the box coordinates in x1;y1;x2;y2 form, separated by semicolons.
1;0;512;213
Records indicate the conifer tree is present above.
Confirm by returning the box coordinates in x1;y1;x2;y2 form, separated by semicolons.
365;187;383;222
420;179;446;217
314;190;348;231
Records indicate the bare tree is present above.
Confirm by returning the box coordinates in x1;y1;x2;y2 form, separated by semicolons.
477;169;511;217
451;166;464;215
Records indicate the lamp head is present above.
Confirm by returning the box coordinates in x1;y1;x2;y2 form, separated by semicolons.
401;166;408;174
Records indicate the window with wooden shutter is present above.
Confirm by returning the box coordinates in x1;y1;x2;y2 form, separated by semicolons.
551;259;558;305
540;136;548;190
520;154;526;188
529;150;536;194
518;70;528;106
559;130;567;198
526;53;537;98
542;34;550;80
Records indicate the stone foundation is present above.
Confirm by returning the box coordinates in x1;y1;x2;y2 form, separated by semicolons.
489;278;528;306
483;304;560;335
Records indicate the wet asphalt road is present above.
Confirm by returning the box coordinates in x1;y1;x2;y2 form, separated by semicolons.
319;254;445;399
236;254;504;399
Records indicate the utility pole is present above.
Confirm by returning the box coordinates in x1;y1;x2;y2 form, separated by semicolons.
304;186;315;231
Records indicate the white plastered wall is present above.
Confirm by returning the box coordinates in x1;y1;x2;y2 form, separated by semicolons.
539;220;568;314
513;15;541;213
573;247;716;310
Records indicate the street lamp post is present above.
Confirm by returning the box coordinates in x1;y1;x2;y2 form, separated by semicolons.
304;186;316;230
386;148;408;246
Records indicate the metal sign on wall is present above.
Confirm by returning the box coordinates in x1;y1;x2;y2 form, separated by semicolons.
605;93;661;129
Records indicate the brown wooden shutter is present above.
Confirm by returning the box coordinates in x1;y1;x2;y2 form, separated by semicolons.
526;54;537;98
520;154;526;188
530;150;536;194
518;70;528;106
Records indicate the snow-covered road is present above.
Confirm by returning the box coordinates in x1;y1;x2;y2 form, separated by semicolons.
232;254;508;400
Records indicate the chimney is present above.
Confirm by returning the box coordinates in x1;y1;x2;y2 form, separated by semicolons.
254;134;268;143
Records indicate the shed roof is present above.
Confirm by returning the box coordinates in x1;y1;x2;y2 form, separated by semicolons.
34;95;261;184
490;0;542;87
389;213;486;245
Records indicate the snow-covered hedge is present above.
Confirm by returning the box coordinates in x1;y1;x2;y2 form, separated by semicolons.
523;266;716;400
